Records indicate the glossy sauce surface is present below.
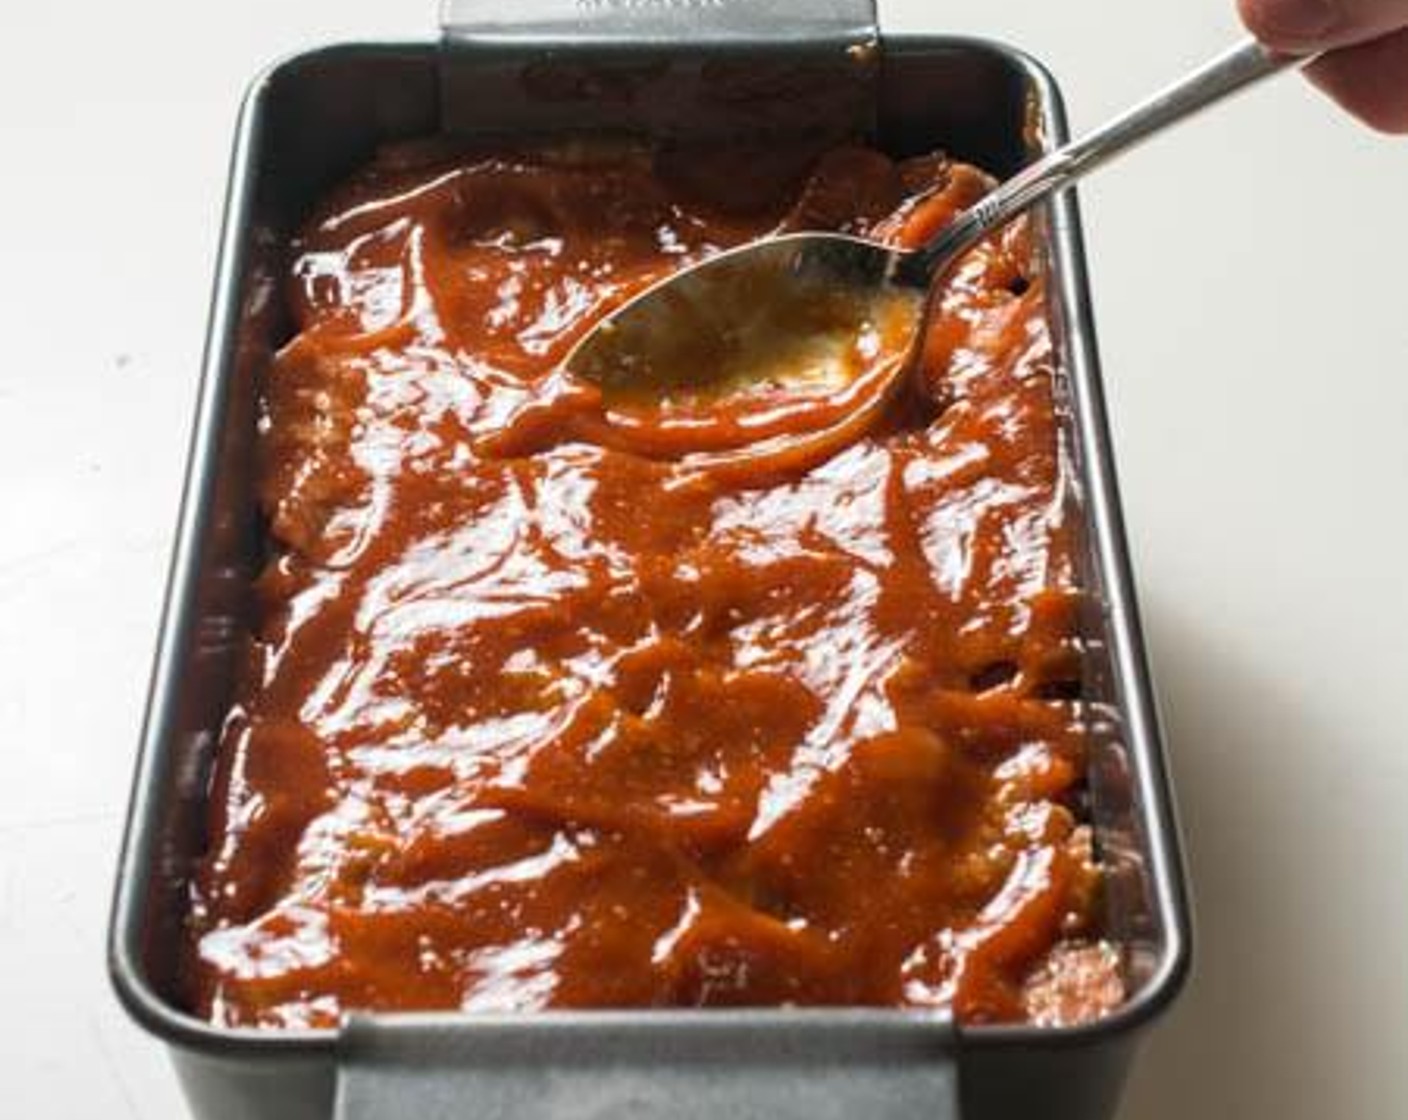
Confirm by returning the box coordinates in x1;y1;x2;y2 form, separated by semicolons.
186;139;1121;1028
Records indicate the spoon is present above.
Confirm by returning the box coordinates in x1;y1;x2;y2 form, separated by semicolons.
564;37;1308;461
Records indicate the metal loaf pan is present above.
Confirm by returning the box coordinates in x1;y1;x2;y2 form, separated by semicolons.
109;3;1190;1117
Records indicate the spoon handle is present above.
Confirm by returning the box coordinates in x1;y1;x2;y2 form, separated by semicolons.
903;38;1309;284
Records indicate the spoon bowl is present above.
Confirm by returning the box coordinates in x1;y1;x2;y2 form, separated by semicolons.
566;233;927;456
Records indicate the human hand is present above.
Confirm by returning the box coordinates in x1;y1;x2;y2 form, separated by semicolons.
1239;0;1408;130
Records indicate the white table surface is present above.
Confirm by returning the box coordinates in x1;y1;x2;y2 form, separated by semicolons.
2;1;1405;1116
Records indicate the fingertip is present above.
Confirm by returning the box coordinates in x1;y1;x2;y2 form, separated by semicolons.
1238;0;1342;50
1307;29;1408;133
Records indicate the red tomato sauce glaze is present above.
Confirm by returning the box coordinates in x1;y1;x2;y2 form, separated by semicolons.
184;137;1124;1029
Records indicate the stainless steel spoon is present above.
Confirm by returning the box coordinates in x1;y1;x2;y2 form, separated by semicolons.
565;38;1308;445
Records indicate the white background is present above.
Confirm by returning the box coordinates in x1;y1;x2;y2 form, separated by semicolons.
1;1;1405;1116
